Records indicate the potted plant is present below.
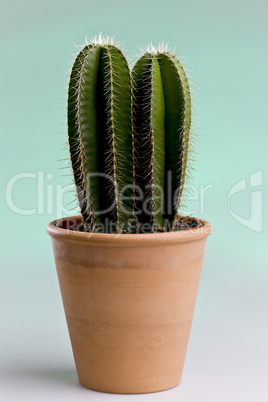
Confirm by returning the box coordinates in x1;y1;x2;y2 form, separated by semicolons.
47;35;212;394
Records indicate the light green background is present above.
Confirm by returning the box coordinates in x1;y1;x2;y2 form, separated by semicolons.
1;1;267;400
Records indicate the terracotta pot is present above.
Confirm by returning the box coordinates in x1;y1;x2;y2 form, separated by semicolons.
47;216;212;394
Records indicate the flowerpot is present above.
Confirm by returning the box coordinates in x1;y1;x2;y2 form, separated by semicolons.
47;216;212;394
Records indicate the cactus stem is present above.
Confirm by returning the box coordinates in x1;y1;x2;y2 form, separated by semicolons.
105;45;120;228
74;46;96;227
149;55;156;224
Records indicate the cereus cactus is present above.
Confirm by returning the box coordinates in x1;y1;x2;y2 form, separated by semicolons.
67;36;133;233
132;45;192;231
67;36;193;233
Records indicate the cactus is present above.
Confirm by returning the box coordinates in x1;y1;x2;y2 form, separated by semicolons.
67;37;192;233
132;45;191;231
67;37;133;233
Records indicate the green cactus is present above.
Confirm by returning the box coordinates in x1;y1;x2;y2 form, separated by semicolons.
132;45;191;231
67;37;133;233
67;37;192;233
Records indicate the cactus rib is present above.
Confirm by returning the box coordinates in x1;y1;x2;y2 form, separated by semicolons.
99;45;133;231
132;54;165;230
158;53;191;225
68;44;101;228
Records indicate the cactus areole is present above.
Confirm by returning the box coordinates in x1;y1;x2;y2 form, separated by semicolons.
67;36;195;234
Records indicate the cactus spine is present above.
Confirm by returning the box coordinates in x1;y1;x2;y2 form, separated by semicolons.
68;39;133;232
132;47;191;231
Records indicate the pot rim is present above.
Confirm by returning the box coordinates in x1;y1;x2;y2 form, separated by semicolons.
47;216;212;246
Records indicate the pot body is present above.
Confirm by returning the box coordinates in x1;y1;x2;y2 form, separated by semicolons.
47;216;212;394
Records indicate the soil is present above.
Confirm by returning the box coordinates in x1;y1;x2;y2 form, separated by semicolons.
67;216;201;234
